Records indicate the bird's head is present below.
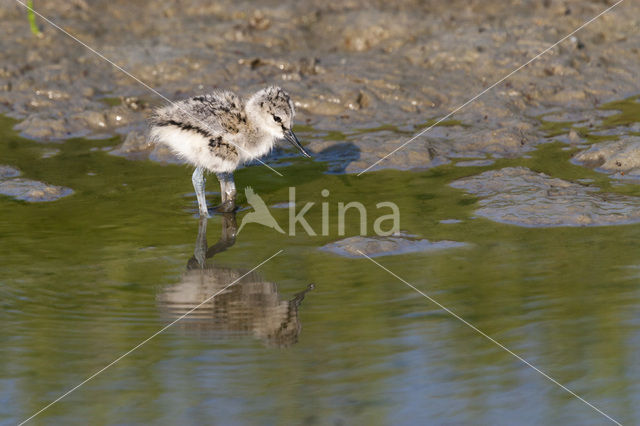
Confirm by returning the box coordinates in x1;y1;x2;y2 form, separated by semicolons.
246;86;311;157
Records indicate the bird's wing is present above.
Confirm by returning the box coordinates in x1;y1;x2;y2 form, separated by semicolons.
151;91;246;138
186;91;247;136
150;103;223;140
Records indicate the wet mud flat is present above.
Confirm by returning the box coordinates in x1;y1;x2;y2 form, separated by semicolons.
1;0;638;165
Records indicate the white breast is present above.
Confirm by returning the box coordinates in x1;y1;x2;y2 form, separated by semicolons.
150;126;240;173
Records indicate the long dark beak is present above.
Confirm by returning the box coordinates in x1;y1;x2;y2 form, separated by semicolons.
284;129;311;158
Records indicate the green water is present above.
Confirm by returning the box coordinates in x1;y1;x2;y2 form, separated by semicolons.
1;106;640;425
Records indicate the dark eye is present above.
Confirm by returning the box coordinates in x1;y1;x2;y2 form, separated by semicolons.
273;115;282;123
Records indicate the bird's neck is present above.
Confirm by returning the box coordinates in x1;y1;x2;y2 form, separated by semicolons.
244;119;274;144
241;113;277;158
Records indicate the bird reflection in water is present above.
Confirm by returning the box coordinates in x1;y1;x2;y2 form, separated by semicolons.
158;214;313;347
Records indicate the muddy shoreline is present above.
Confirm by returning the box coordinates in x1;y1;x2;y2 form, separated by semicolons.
0;0;639;205
0;0;638;170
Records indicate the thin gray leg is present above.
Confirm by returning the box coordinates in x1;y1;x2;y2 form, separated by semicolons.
216;172;236;212
192;167;209;217
225;173;236;209
215;172;226;206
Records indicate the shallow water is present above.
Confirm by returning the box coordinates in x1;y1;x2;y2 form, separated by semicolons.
2;114;640;425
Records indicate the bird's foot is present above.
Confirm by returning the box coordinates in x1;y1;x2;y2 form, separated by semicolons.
198;209;211;219
213;200;237;213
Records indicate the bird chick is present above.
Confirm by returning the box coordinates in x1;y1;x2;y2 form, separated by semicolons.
149;86;310;216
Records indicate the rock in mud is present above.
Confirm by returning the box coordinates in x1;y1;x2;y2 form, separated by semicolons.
14;114;68;140
321;235;468;258
573;137;640;178
450;167;640;227
110;129;149;155
0;176;73;202
70;110;108;131
0;165;21;180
